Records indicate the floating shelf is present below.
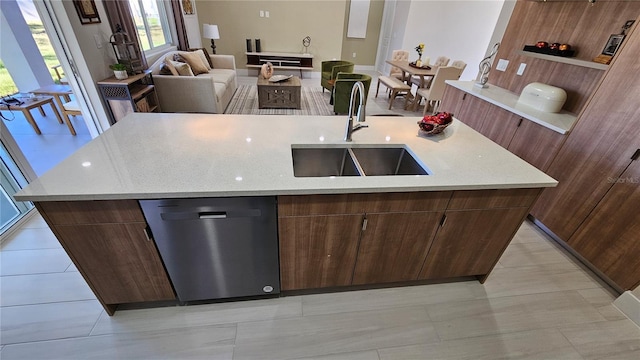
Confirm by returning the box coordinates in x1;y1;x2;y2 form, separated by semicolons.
517;50;608;70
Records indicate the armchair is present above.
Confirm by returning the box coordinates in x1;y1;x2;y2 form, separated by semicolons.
321;60;354;92
331;73;371;114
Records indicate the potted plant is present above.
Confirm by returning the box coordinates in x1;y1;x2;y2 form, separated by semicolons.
109;63;128;80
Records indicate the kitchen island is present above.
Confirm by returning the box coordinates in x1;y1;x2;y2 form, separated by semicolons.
15;113;557;315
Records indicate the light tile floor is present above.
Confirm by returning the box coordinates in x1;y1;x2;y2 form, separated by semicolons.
1;214;639;359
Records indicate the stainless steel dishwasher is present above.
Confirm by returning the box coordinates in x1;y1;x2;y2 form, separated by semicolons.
139;197;280;302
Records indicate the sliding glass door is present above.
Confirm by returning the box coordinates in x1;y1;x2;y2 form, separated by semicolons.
0;141;33;235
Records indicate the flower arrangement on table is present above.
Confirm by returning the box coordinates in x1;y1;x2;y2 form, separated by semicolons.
414;43;425;67
415;43;425;58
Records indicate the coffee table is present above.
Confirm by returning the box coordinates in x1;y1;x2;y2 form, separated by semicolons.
0;96;62;135
257;76;301;109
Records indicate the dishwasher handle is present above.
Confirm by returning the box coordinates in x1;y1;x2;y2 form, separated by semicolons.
198;211;227;219
160;208;262;221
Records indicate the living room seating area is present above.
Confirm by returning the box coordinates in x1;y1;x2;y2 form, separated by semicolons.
149;49;238;114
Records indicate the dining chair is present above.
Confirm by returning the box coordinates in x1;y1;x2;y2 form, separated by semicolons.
410;56;451;88
409;66;463;115
451;60;467;71
389;50;409;81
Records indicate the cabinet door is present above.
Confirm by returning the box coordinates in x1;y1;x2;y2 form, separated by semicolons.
455;94;492;132
53;222;175;305
279;215;363;290
507;119;565;171
352;211;443;285
419;207;529;280
568;160;640;290
439;85;466;117
531;23;640;241
478;105;520;148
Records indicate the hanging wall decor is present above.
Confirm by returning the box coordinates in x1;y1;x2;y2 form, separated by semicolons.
73;0;101;24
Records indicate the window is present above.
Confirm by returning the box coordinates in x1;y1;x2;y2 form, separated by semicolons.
128;0;173;52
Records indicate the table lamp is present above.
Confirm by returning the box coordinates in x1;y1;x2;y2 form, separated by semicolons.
203;24;220;54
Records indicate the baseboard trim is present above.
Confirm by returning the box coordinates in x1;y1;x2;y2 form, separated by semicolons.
529;216;624;294
614;291;640;327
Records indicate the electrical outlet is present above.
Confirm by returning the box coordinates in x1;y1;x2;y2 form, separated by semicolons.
259;10;264;17
517;63;527;75
265;11;270;18
496;59;509;72
352;52;356;58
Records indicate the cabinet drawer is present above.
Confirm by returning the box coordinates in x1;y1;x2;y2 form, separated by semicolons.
448;189;541;210
278;192;452;216
37;200;145;225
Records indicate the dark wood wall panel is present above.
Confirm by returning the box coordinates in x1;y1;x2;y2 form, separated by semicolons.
490;0;640;114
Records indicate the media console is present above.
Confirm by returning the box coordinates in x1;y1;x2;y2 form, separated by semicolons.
246;52;313;78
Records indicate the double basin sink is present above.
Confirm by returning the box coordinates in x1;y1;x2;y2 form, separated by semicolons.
292;145;429;177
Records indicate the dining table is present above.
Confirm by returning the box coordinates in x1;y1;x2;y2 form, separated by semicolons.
386;60;439;111
385;60;438;89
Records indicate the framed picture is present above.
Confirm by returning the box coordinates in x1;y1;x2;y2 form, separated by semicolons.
182;0;195;15
602;34;625;56
73;0;101;24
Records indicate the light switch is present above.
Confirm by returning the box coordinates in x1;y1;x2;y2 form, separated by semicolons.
94;34;102;49
265;11;270;18
260;10;264;17
496;59;509;72
517;63;527;75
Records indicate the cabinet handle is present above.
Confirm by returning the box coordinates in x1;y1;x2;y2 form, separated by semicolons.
517;118;523;127
362;217;368;231
631;148;640;161
143;226;153;241
462;93;467;100
439;214;447;227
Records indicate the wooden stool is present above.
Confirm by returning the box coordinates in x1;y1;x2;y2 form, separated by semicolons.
376;76;411;110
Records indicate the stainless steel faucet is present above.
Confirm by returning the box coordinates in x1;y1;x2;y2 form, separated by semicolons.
344;81;368;142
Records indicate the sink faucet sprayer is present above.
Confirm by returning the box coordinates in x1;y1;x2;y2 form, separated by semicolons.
344;81;368;141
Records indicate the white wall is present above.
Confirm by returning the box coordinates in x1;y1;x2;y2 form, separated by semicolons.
401;0;506;80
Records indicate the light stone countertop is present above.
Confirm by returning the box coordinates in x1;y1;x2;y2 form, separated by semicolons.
14;113;557;202
446;80;578;134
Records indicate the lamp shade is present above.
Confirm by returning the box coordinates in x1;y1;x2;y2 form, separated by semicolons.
203;24;220;40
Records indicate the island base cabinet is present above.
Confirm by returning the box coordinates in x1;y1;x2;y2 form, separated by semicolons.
278;214;362;290
352;211;443;285
419;207;530;281
35;201;175;315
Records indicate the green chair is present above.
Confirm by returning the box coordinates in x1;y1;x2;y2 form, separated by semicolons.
331;73;372;115
321;60;354;92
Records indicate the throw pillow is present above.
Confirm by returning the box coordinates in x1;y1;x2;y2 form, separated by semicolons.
170;60;194;76
188;48;213;69
159;62;175;75
174;52;209;75
162;55;179;76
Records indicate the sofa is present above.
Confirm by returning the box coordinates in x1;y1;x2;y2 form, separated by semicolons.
149;50;238;113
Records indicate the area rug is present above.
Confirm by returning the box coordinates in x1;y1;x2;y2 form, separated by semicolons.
224;85;334;116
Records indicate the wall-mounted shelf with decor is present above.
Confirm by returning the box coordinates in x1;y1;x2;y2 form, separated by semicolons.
517;50;608;70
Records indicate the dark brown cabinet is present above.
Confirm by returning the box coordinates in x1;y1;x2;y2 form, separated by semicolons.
35;200;175;315
278;192;450;291
531;16;640;290
567;160;640;290
352;211;443;285
441;85;567;172
419;207;529;280
278;189;540;291
278;214;363;290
